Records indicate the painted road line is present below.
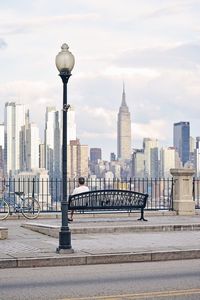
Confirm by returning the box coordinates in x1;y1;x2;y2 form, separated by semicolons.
61;288;200;299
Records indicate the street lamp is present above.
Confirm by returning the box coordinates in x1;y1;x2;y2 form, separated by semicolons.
55;43;75;253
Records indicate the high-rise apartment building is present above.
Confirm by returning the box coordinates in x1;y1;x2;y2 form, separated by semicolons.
151;147;159;178
39;144;45;169
173;121;190;166
59;105;77;144
190;136;195;153
132;149;145;178
90;148;102;163
44;107;61;179
0;123;4;150
110;161;121;179
160;147;176;178
67;106;76;143
0;123;4;177
19;110;30;171
195;137;200;177
189;136;195;167
4;102;27;176
117;84;131;160
0;146;3;178
89;148;102;175
67;139;88;179
110;152;116;161
143;138;159;178
26;123;40;170
18;111;40;172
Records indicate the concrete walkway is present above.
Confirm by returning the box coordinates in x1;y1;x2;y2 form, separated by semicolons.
0;212;200;269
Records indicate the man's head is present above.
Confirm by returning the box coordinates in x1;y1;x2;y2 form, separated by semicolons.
78;177;85;186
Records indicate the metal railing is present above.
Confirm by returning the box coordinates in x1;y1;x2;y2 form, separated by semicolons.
0;177;174;212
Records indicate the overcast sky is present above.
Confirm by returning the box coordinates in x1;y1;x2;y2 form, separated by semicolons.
0;0;200;159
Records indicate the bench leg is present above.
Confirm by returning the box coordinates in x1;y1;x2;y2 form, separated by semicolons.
137;209;148;221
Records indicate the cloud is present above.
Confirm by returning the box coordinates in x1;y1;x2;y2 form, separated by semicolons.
0;80;60;138
104;66;160;79
76;106;116;134
132;119;168;143
115;43;200;70
0;0;200;160
0;38;7;49
0;13;99;35
143;2;188;19
80;131;115;140
0;80;56;103
74;105;118;158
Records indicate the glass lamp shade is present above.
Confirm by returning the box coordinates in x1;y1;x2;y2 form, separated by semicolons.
55;43;75;73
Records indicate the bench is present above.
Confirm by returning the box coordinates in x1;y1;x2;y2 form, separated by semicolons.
68;189;148;221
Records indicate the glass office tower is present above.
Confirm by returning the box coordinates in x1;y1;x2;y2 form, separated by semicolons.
173;121;190;166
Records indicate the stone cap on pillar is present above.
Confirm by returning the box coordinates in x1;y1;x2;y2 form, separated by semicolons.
170;168;195;177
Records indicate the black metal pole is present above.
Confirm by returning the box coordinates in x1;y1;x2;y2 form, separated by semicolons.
57;71;72;252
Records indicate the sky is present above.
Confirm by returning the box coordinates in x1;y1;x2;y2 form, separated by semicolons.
0;0;200;160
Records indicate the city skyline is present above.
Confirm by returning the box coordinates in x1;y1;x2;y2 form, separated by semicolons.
1;99;199;179
0;99;199;161
0;1;200;159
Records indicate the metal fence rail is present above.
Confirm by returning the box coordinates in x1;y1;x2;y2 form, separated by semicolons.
0;177;173;212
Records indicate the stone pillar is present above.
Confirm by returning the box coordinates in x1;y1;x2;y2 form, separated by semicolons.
170;168;195;215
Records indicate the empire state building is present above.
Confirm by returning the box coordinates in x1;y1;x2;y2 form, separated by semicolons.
117;84;132;160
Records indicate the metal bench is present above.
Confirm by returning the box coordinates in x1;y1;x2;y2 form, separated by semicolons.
68;189;148;221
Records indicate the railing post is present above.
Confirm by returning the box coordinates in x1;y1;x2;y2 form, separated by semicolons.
170;168;195;215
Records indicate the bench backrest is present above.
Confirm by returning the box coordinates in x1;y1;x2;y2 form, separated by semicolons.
68;189;148;210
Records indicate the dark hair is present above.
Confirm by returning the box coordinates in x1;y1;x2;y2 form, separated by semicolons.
78;177;85;185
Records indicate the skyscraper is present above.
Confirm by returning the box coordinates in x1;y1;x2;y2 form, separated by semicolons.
160;147;176;178
143;138;159;178
0;123;4;150
90;148;102;163
39;144;46;169
26;123;40;170
68;139;88;179
44;107;61;179
0;123;4;177
19;110;30;171
59;105;77;144
117;84;131;160
195;137;200;177
67;106;77;143
173;121;190;166
4;102;27;176
132;149;145;178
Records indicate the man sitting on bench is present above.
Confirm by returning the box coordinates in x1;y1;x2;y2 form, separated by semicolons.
68;177;89;222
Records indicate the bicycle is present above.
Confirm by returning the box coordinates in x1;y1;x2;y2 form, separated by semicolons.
0;190;40;220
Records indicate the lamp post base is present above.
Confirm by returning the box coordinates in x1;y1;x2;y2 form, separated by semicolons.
56;247;74;254
56;230;74;254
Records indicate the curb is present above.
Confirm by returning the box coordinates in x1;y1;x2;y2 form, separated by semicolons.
21;223;200;238
1;249;200;269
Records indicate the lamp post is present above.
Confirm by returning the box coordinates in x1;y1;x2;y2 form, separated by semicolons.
55;43;75;253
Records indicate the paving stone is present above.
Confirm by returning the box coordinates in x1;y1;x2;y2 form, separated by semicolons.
0;214;200;269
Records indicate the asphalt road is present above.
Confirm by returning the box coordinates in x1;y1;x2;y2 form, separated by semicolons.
0;259;200;300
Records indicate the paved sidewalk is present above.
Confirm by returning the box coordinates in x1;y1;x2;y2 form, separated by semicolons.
0;213;200;268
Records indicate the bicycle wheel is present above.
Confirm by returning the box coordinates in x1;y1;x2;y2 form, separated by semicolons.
0;199;10;220
22;197;40;219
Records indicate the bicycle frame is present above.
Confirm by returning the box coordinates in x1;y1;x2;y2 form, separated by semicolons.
0;192;40;220
4;194;24;213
